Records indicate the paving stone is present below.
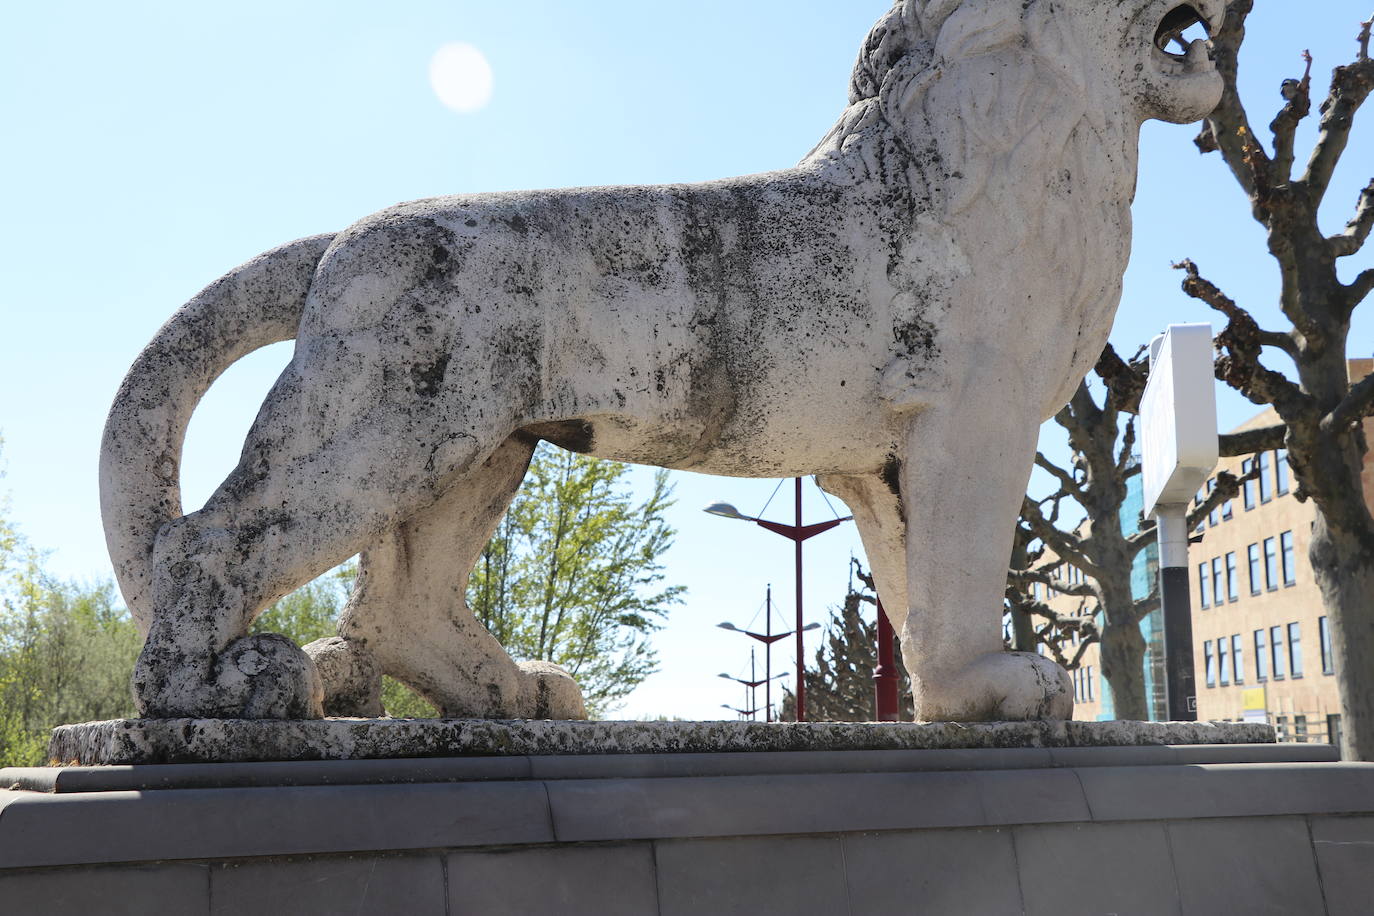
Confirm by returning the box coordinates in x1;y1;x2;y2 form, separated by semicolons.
656;835;846;916
0;863;208;915
1167;816;1324;915
210;854;444;916
1309;815;1374;916
1015;821;1180;916
447;844;657;916
843;828;1021;915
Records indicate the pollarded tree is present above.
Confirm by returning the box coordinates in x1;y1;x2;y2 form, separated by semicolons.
1173;4;1374;758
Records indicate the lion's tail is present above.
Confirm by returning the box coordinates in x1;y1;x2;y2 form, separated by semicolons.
100;233;335;634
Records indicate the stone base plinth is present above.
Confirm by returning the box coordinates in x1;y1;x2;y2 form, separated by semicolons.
2;739;1368;915
48;717;1273;766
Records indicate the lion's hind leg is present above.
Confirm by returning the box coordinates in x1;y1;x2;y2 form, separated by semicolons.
311;434;586;719
133;346;523;720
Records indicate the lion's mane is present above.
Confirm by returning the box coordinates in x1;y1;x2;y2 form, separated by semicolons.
806;0;1133;360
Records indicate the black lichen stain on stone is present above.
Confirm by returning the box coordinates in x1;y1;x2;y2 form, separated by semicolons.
881;454;903;500
411;352;451;398
892;314;938;359
503;214;529;235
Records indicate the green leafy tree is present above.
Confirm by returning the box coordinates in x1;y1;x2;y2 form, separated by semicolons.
470;445;684;716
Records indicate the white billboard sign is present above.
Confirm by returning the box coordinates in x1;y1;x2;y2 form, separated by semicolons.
1141;323;1219;518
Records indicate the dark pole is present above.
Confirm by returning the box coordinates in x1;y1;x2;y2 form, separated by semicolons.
1157;510;1198;721
873;598;900;721
765;585;773;723
794;477;806;723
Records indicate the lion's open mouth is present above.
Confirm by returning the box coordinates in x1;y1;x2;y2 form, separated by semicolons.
1154;4;1212;62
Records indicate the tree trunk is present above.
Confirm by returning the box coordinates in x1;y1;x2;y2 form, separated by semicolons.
1098;616;1148;721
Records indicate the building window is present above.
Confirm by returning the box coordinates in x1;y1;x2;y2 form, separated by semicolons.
1288;622;1303;678
1232;633;1245;684
1204;641;1216;687
1258;451;1273;503
1294;715;1308;743
1085;666;1094;702
1247;544;1262;595
1219;638;1231;686
1225;552;1239;602
1328;714;1342;748
1276;715;1289;741
1320;616;1334;675
1211;557;1224;607
1198;562;1211;608
1242;458;1256;510
1271;626;1286;679
1276;448;1289;495
1280;531;1296;586
1193;487;1207;535
1207;477;1219;526
1254;629;1268;681
1264;537;1278;591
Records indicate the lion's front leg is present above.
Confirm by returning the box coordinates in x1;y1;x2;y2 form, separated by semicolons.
896;406;1072;722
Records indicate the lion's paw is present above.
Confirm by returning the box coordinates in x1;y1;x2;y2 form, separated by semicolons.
135;632;324;719
515;660;587;720
916;651;1072;722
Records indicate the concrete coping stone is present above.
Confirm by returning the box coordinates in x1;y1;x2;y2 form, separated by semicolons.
44;717;1274;767
4;741;1334;795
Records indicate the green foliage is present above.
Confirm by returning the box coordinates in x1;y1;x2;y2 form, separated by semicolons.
470;445;684;717
251;566;353;646
0;558;141;766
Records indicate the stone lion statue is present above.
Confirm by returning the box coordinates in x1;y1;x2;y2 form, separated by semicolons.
102;0;1223;720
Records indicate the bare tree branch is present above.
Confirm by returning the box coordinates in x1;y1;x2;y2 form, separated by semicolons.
1009;567;1099;600
1322;369;1374;434
1350;267;1374;312
1219;423;1287;456
1197;0;1266;201
1271;50;1313;182
1094;343;1149;415
1300;53;1374;199
1128;592;1160;626
1034;451;1085;504
1330;177;1374;257
1185;468;1254;531
1019;496;1101;579
1174;259;1309;412
1116;415;1138;477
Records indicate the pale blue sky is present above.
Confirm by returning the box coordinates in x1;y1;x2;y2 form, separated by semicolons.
1;2;1370;719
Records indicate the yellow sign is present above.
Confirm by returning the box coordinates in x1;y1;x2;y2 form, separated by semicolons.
1242;687;1267;712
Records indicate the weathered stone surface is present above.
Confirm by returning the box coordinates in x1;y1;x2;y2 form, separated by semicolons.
98;0;1225;723
49;718;1271;766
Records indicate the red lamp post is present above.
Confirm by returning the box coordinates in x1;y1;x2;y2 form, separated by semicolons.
706;478;851;722
874;598;900;721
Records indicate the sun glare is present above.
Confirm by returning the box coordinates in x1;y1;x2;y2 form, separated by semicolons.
429;42;493;114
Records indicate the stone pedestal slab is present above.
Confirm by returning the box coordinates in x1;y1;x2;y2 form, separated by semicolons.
48;717;1273;765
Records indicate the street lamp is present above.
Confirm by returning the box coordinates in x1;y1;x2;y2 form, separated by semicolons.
706;478;851;721
718;647;789;722
717;586;814;721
